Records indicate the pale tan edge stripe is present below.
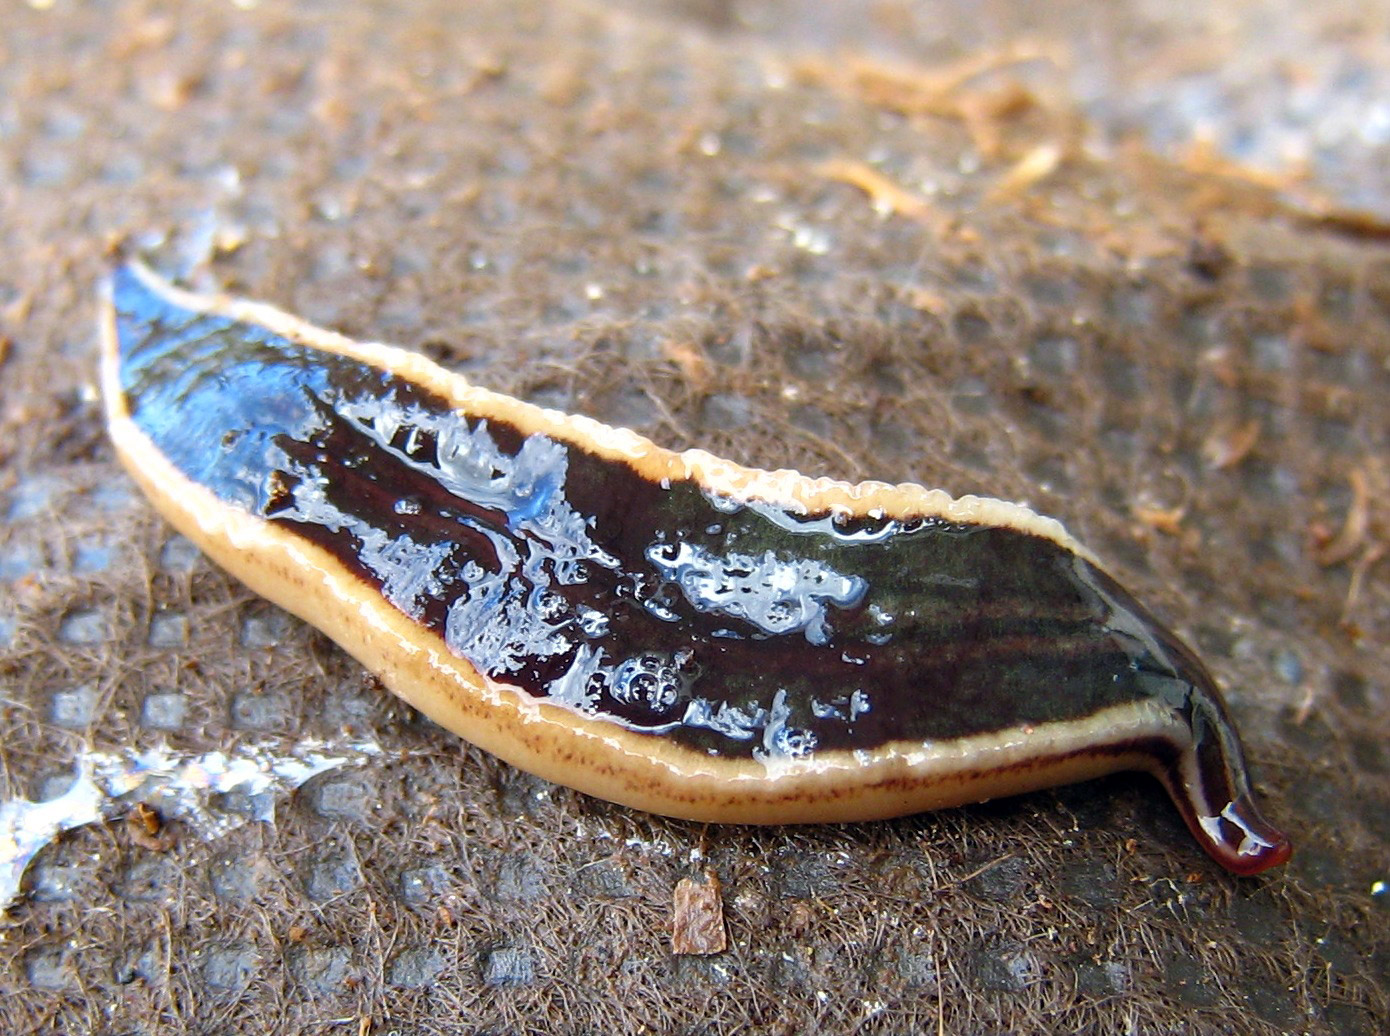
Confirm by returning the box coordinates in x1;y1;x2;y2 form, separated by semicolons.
100;273;1178;824
119;262;1098;563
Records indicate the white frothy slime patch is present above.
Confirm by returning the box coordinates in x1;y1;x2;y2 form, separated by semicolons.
0;737;381;911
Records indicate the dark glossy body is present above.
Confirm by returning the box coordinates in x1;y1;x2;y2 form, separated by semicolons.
114;266;1203;761
106;264;1291;874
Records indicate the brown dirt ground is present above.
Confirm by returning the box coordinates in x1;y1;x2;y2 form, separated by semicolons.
0;1;1386;1034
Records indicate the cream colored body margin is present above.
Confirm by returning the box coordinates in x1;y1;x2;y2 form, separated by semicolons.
100;264;1173;824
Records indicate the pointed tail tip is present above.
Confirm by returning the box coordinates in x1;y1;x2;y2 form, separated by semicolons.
1204;792;1293;877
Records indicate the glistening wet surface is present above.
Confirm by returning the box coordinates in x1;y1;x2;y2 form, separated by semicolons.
115;266;1233;766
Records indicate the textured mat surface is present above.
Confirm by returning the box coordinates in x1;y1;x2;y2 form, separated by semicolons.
0;1;1387;1034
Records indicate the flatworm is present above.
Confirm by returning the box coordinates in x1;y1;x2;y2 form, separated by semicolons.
100;262;1292;876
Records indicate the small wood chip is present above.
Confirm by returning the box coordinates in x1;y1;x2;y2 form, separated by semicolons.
126;802;176;852
671;872;727;956
1343;541;1386;624
1201;417;1261;470
661;340;712;392
1133;503;1186;537
988;142;1062;200
1314;469;1370;567
818;159;935;224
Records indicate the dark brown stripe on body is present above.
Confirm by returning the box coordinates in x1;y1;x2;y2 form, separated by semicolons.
102;263;1293;875
111;267;1219;762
